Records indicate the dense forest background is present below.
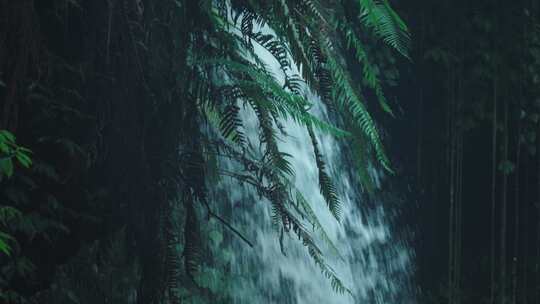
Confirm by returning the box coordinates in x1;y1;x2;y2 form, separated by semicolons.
1;0;540;303
401;1;540;303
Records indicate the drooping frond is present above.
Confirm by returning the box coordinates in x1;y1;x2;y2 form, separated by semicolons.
262;0;319;89
231;1;396;172
357;0;410;58
299;0;329;25
283;75;304;95
256;103;295;177
197;58;349;137
210;141;349;293
324;49;393;172
251;31;291;72
164;202;182;304
341;21;394;116
283;206;350;294
264;178;349;294
195;80;247;147
183;193;201;278
294;190;343;259
308;126;342;220
345;128;376;194
218;103;246;146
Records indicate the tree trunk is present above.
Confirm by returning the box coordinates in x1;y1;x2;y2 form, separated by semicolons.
500;100;509;304
536;117;540;304
490;75;498;304
511;111;521;304
448;64;457;304
522;157;529;304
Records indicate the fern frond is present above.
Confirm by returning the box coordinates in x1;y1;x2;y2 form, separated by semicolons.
308;126;342;220
262;175;349;294
181;148;206;280
285;208;350;294
341;21;394;116
283;75;304;95
273;0;318;88
357;0;410;58
198;93;247;147
219;103;247;146
164;202;182;304
324;49;393;172
294;190;343;259
251;31;291;72
198;58;349;137
256;102;295;176
183;195;201;278
213;139;349;294
351;133;376;194
299;0;329;25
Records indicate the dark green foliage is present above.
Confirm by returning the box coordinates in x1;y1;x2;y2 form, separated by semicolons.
218;104;245;146
308;126;342;220
408;0;540;303
0;130;31;256
31;228;141;304
357;0;410;58
183;195;202;279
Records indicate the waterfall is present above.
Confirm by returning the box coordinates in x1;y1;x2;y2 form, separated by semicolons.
204;21;416;304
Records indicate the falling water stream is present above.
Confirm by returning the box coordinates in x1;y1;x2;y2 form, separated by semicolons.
206;20;416;304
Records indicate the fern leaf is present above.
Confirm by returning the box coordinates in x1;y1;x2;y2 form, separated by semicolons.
183;196;201;278
357;0;410;58
341;21;394;116
324;49;393;172
294;190;343;259
308;126;342;220
219;103;246;146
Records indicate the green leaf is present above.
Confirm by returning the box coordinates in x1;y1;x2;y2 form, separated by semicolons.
0;130;15;142
0;159;14;178
0;239;11;256
0;206;23;225
15;152;32;168
0;231;14;256
17;147;32;153
0;142;9;153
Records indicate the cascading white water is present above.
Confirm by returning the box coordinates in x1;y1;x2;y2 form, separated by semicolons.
207;21;416;304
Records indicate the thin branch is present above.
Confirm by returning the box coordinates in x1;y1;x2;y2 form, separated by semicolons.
201;199;254;248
